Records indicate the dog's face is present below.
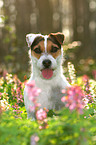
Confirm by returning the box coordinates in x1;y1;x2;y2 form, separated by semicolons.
26;32;64;80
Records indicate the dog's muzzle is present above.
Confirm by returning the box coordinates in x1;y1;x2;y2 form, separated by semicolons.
41;59;53;79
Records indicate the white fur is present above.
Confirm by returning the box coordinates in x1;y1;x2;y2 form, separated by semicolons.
24;34;70;119
26;33;42;47
44;35;48;53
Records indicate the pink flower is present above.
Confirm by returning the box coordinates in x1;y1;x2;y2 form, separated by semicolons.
29;106;36;112
0;92;2;99
25;80;41;113
25;81;48;129
92;70;96;80
29;103;41;112
61;85;85;114
36;109;47;121
25;80;35;88
25;81;41;100
30;135;39;145
82;75;89;82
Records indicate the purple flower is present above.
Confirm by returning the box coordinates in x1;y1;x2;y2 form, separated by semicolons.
82;75;93;104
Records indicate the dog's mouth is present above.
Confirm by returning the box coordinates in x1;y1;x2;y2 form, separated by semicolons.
41;69;53;79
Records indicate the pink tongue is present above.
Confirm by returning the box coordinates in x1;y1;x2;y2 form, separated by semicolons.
42;69;53;79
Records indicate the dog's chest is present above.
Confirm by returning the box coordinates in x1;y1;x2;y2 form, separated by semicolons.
35;79;64;110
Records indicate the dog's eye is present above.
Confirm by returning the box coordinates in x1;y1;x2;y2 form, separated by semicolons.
34;47;42;54
51;47;59;53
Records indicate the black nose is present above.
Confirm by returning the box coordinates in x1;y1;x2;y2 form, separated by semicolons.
43;59;51;68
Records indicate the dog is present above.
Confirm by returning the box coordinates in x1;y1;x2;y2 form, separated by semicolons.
24;32;70;118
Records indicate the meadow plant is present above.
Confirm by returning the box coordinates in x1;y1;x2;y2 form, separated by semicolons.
92;70;96;80
61;85;85;114
36;109;47;121
68;62;76;84
6;73;13;84
0;66;96;145
89;79;96;99
25;81;41;111
0;73;24;117
0;92;2;99
30;135;39;145
25;81;48;129
83;75;93;104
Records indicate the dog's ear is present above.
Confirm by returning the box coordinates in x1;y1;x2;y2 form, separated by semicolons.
49;32;65;45
26;33;42;47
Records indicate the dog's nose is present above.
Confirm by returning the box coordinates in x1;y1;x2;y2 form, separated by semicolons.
43;59;51;68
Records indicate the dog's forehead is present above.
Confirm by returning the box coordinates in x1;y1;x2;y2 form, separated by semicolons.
26;33;62;48
30;34;60;50
26;33;63;59
26;32;64;48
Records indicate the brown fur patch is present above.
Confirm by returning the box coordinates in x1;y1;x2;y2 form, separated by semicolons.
47;40;61;59
31;40;44;59
31;38;61;59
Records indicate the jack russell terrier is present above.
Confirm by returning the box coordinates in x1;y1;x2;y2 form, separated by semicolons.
24;32;70;118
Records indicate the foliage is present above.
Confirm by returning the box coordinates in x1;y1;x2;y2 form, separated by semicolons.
0;69;96;145
63;42;96;79
0;73;24;117
37;108;96;145
0;110;38;145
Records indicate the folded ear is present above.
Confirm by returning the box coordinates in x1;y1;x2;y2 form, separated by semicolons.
49;32;65;45
26;33;42;47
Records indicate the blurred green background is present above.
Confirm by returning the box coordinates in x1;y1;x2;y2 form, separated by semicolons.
0;0;96;80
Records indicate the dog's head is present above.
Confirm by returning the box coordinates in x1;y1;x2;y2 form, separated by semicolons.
26;32;64;80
